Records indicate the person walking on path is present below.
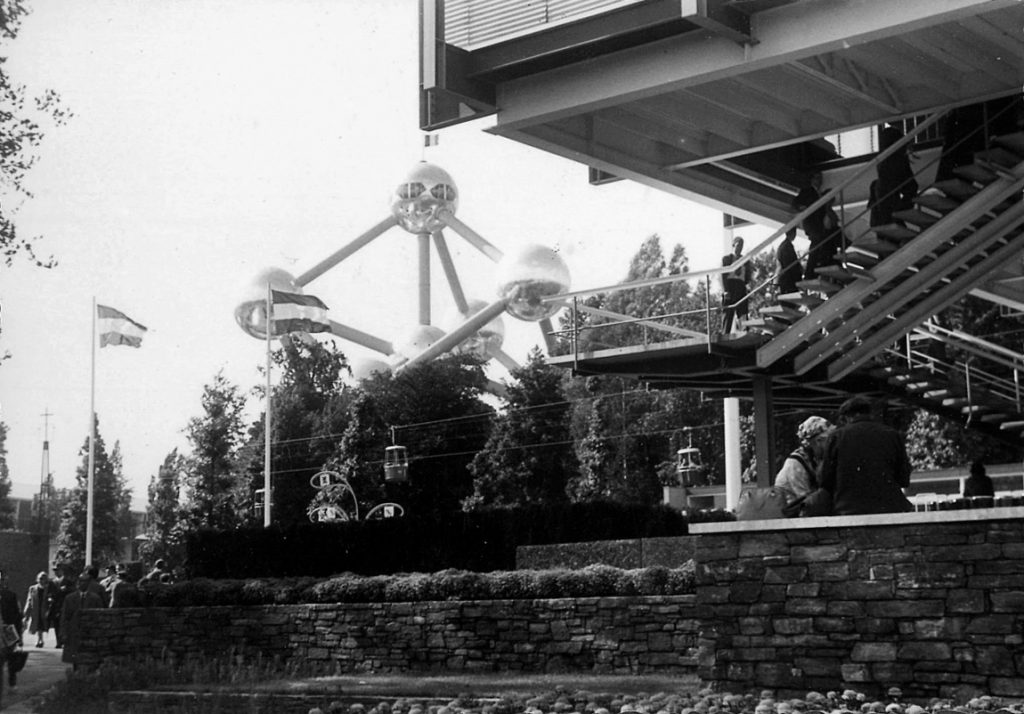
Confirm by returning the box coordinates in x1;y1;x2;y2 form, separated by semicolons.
0;569;25;708
59;572;103;671
49;565;74;649
22;572;53;648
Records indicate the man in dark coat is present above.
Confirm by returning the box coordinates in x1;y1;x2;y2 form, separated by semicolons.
820;396;913;515
721;236;752;333
0;568;24;705
776;227;802;297
60;571;104;670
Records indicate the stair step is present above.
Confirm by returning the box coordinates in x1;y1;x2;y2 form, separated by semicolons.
796;278;843;295
892;207;940;228
1000;420;1024;431
761;304;804;322
962;404;993;415
905;381;940;394
915;191;960;213
872;223;919;243
814;264;859;283
842;248;881;267
931;178;980;201
783;292;825;309
980;412;1009;423
953;163;998;185
746;318;785;335
993;132;1024;156
975;146;1022;173
922;388;952;399
943;396;970;408
851;235;899;255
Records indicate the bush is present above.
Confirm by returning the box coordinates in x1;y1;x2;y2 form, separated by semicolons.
140;563;695;608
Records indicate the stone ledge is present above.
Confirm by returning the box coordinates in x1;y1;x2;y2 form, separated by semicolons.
690;507;1024;534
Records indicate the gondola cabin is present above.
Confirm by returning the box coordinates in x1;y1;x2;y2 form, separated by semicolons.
676;446;704;487
384;445;409;483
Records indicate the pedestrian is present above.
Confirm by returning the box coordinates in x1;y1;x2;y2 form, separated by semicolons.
819;396;913;515
84;564;109;607
60;571;104;671
23;571;54;648
773;415;834;504
776;226;802;297
963;460;995;498
791;172;834;280
109;565;142;608
871;125;918;226
0;568;24;702
721;235;751;333
50;564;75;648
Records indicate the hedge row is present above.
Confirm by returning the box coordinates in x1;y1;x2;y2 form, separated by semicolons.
186;501;711;578
142;563;696;607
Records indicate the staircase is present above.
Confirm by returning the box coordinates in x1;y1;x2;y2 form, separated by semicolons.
755;131;1024;441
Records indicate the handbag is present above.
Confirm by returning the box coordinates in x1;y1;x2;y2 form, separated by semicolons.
782;487;833;518
7;648;27;673
736;487;788;520
0;624;18;649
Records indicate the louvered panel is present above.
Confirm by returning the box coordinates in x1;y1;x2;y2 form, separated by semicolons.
444;0;643;50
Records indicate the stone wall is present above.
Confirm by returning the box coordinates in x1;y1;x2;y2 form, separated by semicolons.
78;595;699;674
691;511;1024;700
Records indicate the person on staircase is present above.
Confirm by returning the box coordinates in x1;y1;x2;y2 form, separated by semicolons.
776;227;803;300
792;172;841;281
871;125;918;227
721;235;751;333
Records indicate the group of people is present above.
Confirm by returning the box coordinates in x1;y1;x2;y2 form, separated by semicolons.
0;558;173;694
772;395;996;516
773;395;913;516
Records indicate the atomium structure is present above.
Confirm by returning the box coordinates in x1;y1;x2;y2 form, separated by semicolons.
234;161;571;380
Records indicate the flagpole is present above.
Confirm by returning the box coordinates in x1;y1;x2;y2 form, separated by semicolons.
264;283;272;527
86;297;96;566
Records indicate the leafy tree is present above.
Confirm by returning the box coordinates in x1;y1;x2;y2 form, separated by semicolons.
53;416;133;570
180;372;249;532
140;449;186;566
463;348;577;510
242;338;355;527
354;354;493;516
0;1;70;267
0;422;13;528
904;410;1018;471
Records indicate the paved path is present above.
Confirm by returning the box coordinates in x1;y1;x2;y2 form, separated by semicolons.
1;633;68;713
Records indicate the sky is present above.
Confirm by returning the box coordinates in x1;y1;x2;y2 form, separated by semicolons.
0;0;775;510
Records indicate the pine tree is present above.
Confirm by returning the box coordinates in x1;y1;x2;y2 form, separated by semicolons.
53;416;133;570
180;373;248;532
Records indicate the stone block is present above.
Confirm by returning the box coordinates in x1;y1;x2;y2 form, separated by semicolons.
827;581;892;600
851;642;897;662
912;618;966;640
897;641;952;660
786;582;820;597
809;562;851;581
730;581;763;603
991;591;1024;613
895;562;966;589
946;589;985;613
992;677;1024;696
964;614;1017;634
791;544;848;563
841;663;870;682
765;565;808;584
814;616;855;633
866;600;944;618
785;598;827;615
739;534;790;558
773;617;814;635
828;601;866;617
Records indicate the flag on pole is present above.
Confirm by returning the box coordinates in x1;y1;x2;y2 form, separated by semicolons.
271;290;331;335
97;305;147;348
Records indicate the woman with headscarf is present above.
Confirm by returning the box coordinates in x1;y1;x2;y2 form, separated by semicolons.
773;415;834;504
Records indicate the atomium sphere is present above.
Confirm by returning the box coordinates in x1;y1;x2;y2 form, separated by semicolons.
442;299;505;360
389;161;458;235
234;267;300;340
350;357;392;381
495;244;571;321
395;324;446;361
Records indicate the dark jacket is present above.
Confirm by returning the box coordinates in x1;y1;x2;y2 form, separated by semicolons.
0;586;22;641
820;415;912;515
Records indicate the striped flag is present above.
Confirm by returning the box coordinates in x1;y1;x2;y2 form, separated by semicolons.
97;305;147;348
271;290;330;335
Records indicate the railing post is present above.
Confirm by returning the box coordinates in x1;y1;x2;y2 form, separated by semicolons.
572;296;579;371
1015;367;1020;412
705;278;713;350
